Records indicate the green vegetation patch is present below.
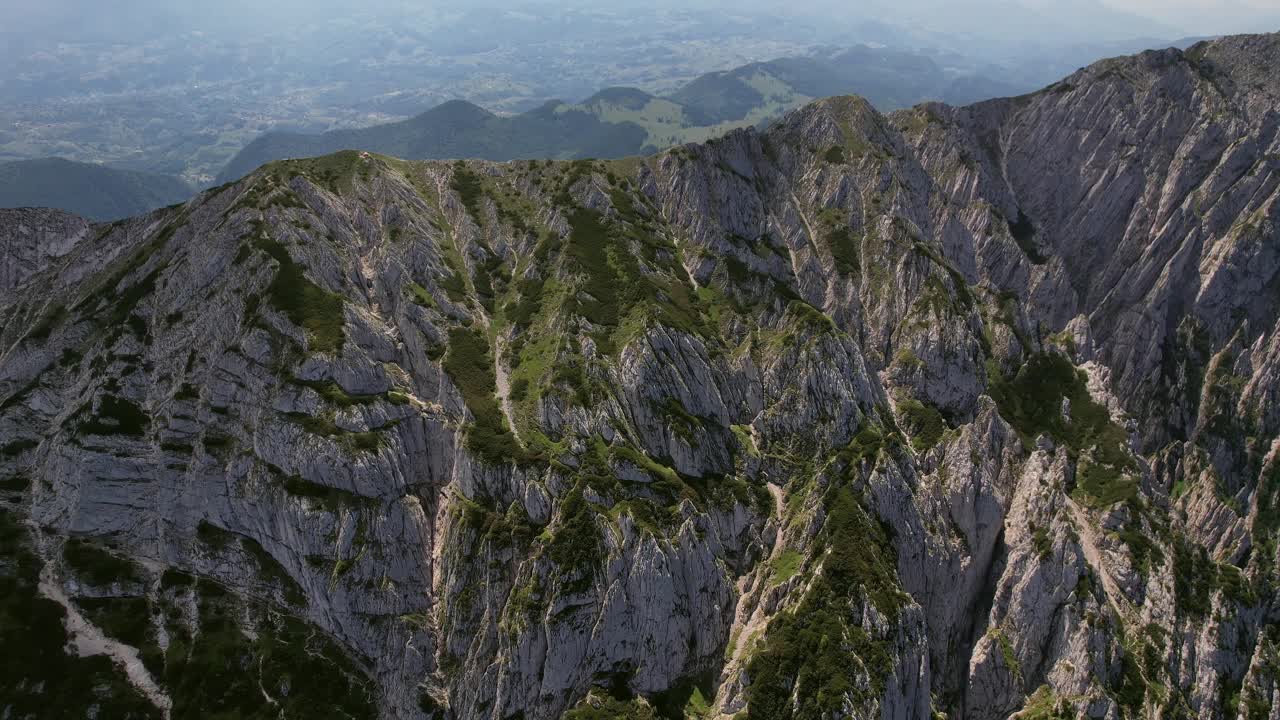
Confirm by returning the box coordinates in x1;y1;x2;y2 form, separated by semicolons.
165;579;375;719
451;164;487;222
659;397;705;446
1018;685;1074;719
1031;523;1053;561
292;378;383;407
768;550;803;585
545;485;602;594
1075;458;1138;508
1172;535;1255;617
988;352;1136;506
498;189;721;440
439;269;467;304
0;511;160;719
80;395;150;436
745;486;907;718
731;424;760;458
651;675;715;720
1240;626;1280;720
280;473;376;513
455;496;536;551
442;326;524;464
287;151;365;194
566;207;628;333
989;626;1022;682
1202;354;1251;440
759;300;839;357
1255;462;1280;585
838;420;898;468
1172;541;1210;617
63;538;144;586
406;281;436;308
562;693;658;720
1111;644;1147;716
897;397;946;453
827;227;861;276
254;234;345;354
287;413;386;453
563;199;714;355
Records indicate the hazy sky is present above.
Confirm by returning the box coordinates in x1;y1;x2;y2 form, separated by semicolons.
1102;0;1280;33
1;0;1276;49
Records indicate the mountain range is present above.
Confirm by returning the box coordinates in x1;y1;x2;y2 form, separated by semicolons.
2;31;1279;720
215;45;1031;183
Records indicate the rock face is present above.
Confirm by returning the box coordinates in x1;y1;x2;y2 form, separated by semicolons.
0;207;92;291
0;32;1278;720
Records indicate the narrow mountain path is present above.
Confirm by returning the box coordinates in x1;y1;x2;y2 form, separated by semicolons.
782;190;822;289
1064;499;1133;623
493;335;521;443
789;190;819;254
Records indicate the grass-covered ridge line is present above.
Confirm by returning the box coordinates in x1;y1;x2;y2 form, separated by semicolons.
274;150;369;195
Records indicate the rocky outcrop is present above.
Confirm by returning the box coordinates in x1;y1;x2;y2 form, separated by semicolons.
0;207;91;292
1;32;1278;720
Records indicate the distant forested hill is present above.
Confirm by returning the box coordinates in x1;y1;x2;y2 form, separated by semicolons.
217;45;1031;183
0;158;193;221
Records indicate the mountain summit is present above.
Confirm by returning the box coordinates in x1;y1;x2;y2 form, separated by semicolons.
1;32;1279;720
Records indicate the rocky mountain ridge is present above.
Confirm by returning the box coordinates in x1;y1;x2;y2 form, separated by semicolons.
1;32;1278;720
